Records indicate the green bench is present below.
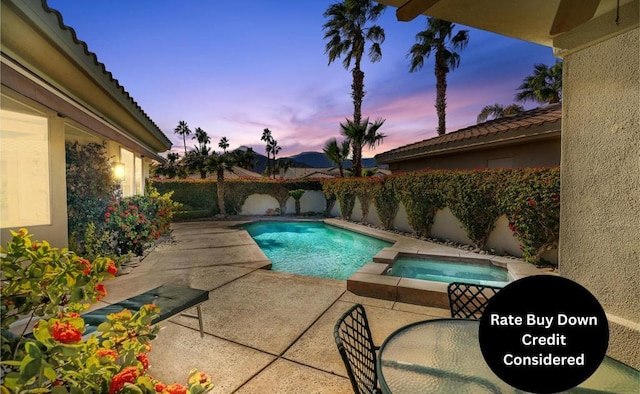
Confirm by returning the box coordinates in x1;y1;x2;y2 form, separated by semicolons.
81;284;209;338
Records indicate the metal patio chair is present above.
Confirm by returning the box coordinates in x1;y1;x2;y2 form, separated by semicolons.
447;282;501;320
334;304;381;394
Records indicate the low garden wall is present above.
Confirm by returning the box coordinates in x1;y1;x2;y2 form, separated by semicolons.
151;167;560;265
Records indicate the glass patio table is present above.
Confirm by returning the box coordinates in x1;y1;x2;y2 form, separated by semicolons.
376;318;640;394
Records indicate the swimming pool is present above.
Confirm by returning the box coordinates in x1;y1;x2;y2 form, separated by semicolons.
387;256;509;287
244;221;393;280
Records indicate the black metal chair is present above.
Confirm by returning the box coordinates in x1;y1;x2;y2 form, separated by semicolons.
447;282;501;320
334;304;381;394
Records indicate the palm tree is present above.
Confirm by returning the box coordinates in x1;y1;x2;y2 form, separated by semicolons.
232;147;256;170
153;152;181;179
477;103;525;123
174;120;191;156
261;128;273;177
409;18;469;135
183;146;210;179
323;138;351;177
206;151;235;217
218;136;229;153
193;127;210;151
323;0;386;124
340;117;385;177
516;62;563;104
269;139;282;179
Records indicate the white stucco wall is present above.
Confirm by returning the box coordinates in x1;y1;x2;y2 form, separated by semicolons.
431;207;474;246
486;215;524;256
240;194;280;215
560;27;640;368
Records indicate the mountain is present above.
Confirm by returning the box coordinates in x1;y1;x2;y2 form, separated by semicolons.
233;147;381;173
288;151;379;169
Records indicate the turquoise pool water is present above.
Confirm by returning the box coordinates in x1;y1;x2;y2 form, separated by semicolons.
387;257;509;287
244;221;392;280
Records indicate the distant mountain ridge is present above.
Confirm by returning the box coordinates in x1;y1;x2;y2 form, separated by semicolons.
235;148;379;173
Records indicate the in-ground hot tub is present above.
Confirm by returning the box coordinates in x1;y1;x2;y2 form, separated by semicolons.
347;249;533;309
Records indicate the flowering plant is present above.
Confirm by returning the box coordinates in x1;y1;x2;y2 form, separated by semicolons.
1;229;213;393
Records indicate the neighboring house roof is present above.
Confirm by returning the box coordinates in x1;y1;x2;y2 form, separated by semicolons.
282;167;336;179
224;166;262;179
376;103;562;164
1;0;171;159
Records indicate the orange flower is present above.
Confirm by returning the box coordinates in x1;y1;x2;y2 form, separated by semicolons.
154;382;166;392
109;366;138;394
107;260;118;275
50;321;82;344
60;312;80;319
96;348;118;361
198;372;211;384
95;284;107;301
165;384;187;394
136;353;149;370
79;259;92;275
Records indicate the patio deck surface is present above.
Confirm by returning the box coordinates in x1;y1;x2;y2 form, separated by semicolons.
101;219;461;393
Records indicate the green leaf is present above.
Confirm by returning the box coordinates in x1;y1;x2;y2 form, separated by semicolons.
97;322;112;332
25;341;41;358
20;356;41;381
52;386;69;394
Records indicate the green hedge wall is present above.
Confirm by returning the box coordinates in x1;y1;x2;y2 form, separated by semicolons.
152;168;560;265
150;178;323;218
323;168;560;266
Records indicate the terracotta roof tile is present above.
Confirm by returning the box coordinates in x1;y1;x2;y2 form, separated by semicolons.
376;104;561;162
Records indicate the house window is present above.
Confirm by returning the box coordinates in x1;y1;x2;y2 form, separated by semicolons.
487;157;514;169
119;147;144;197
0;110;51;227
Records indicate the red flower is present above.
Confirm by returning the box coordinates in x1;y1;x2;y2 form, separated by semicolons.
60;312;80;319
154;383;166;393
165;384;187;394
32;242;39;250
136;353;149;370
109;366;138;394
527;199;537;207
97;348;118;360
107;260;118;275
50;321;82;344
79;259;92;275
95;284;107;301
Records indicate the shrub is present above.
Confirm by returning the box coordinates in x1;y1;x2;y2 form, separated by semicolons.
0;229;213;393
65;141;119;245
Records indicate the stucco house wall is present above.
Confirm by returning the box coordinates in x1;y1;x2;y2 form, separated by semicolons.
387;139;560;172
560;27;640;368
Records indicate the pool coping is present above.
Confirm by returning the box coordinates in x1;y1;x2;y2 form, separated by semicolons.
324;218;553;308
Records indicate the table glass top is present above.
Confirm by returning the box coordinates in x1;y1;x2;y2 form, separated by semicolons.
377;319;640;394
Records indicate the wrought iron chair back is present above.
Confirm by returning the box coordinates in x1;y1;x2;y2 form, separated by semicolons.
447;282;501;319
334;304;381;394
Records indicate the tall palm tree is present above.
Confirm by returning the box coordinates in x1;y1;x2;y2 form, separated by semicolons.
193;127;210;151
409;18;469;135
174;120;191;156
261;128;273;177
516;62;563;104
206;150;235;217
269;139;282;179
323;0;386;124
218;136;229;152
184;146;210;179
340;117;385;177
232;147;256;170
323;138;351;177
477;103;525;123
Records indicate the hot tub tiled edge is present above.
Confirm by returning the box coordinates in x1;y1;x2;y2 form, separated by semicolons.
347;250;554;308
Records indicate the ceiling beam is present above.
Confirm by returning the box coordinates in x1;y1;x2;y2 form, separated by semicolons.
396;0;441;22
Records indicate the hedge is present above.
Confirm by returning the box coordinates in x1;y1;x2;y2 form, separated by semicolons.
323;168;560;266
151;168;560;265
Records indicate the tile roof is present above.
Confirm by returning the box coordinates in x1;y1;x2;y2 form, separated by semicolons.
40;0;170;147
376;103;562;163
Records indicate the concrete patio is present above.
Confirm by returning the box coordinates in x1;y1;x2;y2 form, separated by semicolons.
99;219;467;393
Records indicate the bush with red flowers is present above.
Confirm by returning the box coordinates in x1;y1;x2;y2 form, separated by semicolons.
1;229;213;393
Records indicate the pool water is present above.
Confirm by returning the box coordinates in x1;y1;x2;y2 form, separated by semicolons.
387;257;509;287
244;221;392;280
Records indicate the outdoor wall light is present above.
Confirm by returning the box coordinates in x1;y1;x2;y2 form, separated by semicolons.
112;162;125;181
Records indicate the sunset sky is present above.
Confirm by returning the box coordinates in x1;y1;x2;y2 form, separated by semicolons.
48;0;558;159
